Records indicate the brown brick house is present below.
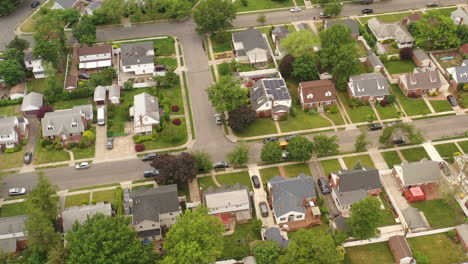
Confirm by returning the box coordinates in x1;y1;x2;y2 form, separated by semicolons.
397;70;444;96
298;80;337;111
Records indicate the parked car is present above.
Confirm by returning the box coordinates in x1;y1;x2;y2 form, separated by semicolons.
251;175;261;188
31;1;40;8
263;137;278;144
290;7;301;12
144;169;159;178
155;65;167;71
259;202;269;217
368;124;383;131
439;161;450;176
360;0;373;4
447;95;457;107
107;137;114;149
78;73;90;79
318;177;331;194
426;3;439;7
215;114;222;125
285;134;298;142
23;152;32;164
213;161;229;169
391;137;406;145
142;153;157;161
319;12;331;18
75;162;91;169
361;8;374;14
97;106;106;126
9;188;27;196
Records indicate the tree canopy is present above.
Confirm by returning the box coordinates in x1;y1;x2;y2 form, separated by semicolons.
72;15;97;46
280;30;319;57
191;151;213;173
151;153;197;185
324;1;342;16
193;0;237;35
7;37;29;51
253;241;280;264
227;143;249;166
313;134;339;157
0;59;25;87
206;76;247;112
291;53;319;82
355;130;370;152
227;105;256;132
286;135;313;162
412;10;461;50
348;196;382;239
261;141;282;163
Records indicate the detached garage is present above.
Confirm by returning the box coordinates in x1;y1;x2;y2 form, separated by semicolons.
388;235;415;264
21;92;43;116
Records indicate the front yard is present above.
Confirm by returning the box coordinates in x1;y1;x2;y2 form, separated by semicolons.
344;242;394;264
338;92;376;123
0;149;26;170
92;189;117;203
278;107;332;132
233;0;294;12
71;144;96;160
434;143;460;158
233;118;277;138
53;98;91;110
343;154;375;169
220;220;262;260
375;103;399;119
283;163;312;177
259;167;280;185
34;140;70;164
358;12;413;24
381;151;402;168
197;176;217;190
390;84;431;116
156;58;178;68
383;60;416;75
457;140;468;153
400;147;429;162
65;193;90;208
216;171;252;190
411;199;466;229
324;111;345;126
408;233;468;264
141;118;188;150
320;159;342;176
0;202;29;218
211;32;233;53
429;100;453;113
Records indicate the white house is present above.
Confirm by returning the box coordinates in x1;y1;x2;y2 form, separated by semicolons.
9;83;26;100
249;78;292;120
129;92;160;135
78;43;113;70
0;216;28;253
24;52;46;79
452;60;468;84
0;116;29;149
94;84;121;105
232;27;271;68
120;42;155;75
271;26;291;57
367;18;414;48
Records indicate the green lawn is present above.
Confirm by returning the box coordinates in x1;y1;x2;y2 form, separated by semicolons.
383;60;416;74
20;0;55;32
324;111;345;126
283;163;312;177
338;92;376;123
400;147;430;162
320;159;342;176
69;183;120;192
279;108;332;132
437;7;458;17
259;167;281;184
65;193;90;208
358;12;412;24
0;149;26;170
221;221;262;260
233;0;294;12
233;118;277;138
211;33;233;53
142;118;188;150
159;83;185;114
34;141;71;164
430;100;453;113
92;189;116;203
27;73;65;94
411;199;466;229
375;103;399;119
154;37;176;56
434;143;460;158
0;202;29;218
408;233;468;264
156;57;178;68
71;144;95;160
457;140;468;153
352;62;371;75
216;171;252;190
356;41;368;58
53;98;90;110
197;176;217;190
131;184;154;191
381;151;402;168
0;105;19;116
287;224;330;241
344;242;394;264
238;63;258;72
391;85;431;116
379;192;396;226
343;154;375;169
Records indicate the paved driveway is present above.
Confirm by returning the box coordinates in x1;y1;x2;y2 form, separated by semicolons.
248;166;276;228
308;161;339;217
24;116;39;153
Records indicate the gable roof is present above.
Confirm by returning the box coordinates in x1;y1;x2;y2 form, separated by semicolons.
413;49;430;63
271;26;291;41
331;167;381;205
94;84;121;101
453;65;468;83
368;18;414;43
121;42;154;66
250;78;290;110
204;184;250;215
55;0;79;9
451;8;468;25
268;174;316;217
299;79;337;104
41;105;92;137
402;71;441;90
388;236;413;261
24;52;41;62
367;50;383;68
325;18;359;35
130;185;179;225
0;215;27;253
402;207;429;231
61;203;112;232
394;159;441;186
0;117;22;140
133;92;160;125
232;27;268;54
78;43;112;57
21;92;43;111
349;72;389;97
264;227;289;248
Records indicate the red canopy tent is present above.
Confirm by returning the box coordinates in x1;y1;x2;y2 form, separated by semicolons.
404;186;426;202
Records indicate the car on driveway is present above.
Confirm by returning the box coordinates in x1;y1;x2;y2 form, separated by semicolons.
263;137;278;144
75;162;91;169
214;114;222;125
259;202;269;217
368;124;383;131
78;73;90;79
107;137;114;149
251;175;261;188
391;137;406;145
318;177;331;194
214;161;229;169
9;188;27;196
447;95;457;107
361;8;374;14
144;169;160;178
290;7;301;12
23;152;32;164
31;1;40;8
142;153;157;161
426;3;439;7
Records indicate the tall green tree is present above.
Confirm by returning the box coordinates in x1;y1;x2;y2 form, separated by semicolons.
206;76;247;112
253;241;280;264
227;143;249;167
313;134;339;157
413;10;460;50
7;36;30;51
292;53;319;82
0;0;17;16
191;151;213;173
34;10;68;68
66;214;156;264
3;48;25;66
72;15;96;46
28;174;59;220
46;243;68;264
99;0;125;23
0;60;25;87
261;141;282;163
280;30;319;57
166;0;192;19
278;229;344;264
227;105;256;132
348;196;382;239
286;135;313;162
193;0;237;35
163;206;224;264
324;1;342;16
355;130;370;152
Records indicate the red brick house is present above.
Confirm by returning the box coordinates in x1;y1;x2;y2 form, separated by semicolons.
298;80;337;111
397;70;445;96
249;78;292;120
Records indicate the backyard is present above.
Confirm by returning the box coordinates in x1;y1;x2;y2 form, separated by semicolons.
378;192;396;226
53;98;91;110
408;233;468;264
381;151;402;168
0;202;29;218
351;62;371;75
343;154;375;169
211;33;233;53
0;105;19;117
233;118;277;138
390;84;431;116
434;143;461;158
400;147;429;162
383;60;416;75
278;107;332;132
429;100;453;113
338;92;376;123
320;159;342;176
283;163;312;177
220;220;262;260
411;199;466;228
27;73;65;94
216;171;252;190
356;41;368;58
344;242;394;264
259;167;280;184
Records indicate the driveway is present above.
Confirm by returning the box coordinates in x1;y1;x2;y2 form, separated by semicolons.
248;166;276;228
308;161;339;217
24;116;39;153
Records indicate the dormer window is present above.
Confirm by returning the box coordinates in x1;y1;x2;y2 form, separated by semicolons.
47;125;54;130
71;122;78;128
307;93;314;99
325;91;332;96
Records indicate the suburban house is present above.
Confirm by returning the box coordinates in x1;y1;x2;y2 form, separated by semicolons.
455;224;468;252
120;42;155;75
262;227;290;248
271;26;291;57
41;105;93;145
250;78;291;120
330;167;382;216
232;27;271;68
94;84;121;105
130;185;180;241
61;203;112;232
451;8;468;25
24;52;46;79
367;50;384;72
21;92;43;115
52;0;79;9
0;116;29;149
85;1;102;15
452;61;468;84
325;18;359;39
388;235;415;264
298;80;337;111
347;72;390;101
411;49;433;70
367;18;414;48
9;83;26;100
267;174;321;229
78;43;113;70
203;184;252;230
398;70;444;96
129;92;160;135
0;215;28;253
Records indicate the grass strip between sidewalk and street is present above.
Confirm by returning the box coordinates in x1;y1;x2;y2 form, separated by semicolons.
182;71;195;140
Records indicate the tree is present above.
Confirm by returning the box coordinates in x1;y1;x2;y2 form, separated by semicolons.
156;68;178;87
324;1;342;16
413;10;460;50
366;114;376;123
193;0;237;35
207;76;246;112
3;48;25;66
256;14;266;25
227;105;256;132
456;24;468;44
83;130;95;142
252;241;280;264
227;143;249;167
7;36;30;51
286;135;313;162
413;251;430;264
0;0;17;16
439;155;467;201
355;130;370;152
385;94;396;104
399;47;413;60
151;153;197;184
72;15;96;46
37;105;54;119
99;0;125;23
66;214;156;264
166;0;192;19
280;30;319;57
379;123;424;145
46;243;68;264
291;53;319;82
0;60;25;87
320;24;358;91
261;141;282;163
27;174;59;222
279;54;295;78
278;228;344;264
348;196;382;239
163;206;224;264
353;160;363;169
192;151;213;173
313;134;339;157
218;62;233;76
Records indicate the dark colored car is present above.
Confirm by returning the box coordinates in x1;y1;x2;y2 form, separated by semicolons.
23;152;32;164
391;137;406;145
285;134;298;142
155;65;167;71
426;3;439;7
214;161;229;169
318;177;331;194
368;124;383;131
78;73;90;79
142;153;157;161
360;0;373;4
31;1;40;8
263;137;278;144
144;169;160;178
251;175;261;188
447;95;457;107
259;202;269;217
361;9;374;14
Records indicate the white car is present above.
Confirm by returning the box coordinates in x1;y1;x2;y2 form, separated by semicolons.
9;188;27;196
75;162;91;169
290;7;301;12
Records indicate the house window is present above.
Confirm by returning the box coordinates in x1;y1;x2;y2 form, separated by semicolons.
296;215;303;219
47;126;54;130
280;217;286;221
125;66;130;69
169;212;173;215
139;226;142;228
152;224;155;227
71;123;78;128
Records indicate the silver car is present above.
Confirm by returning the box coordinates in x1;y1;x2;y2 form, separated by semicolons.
75;162;91;169
107;137;114;149
9;188;27;196
215;114;222;125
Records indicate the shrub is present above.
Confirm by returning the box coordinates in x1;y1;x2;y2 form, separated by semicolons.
380;100;388;107
171;105;179;112
21;138;28;145
164;112;170;121
319;206;328;215
81;200;89;205
447;230;457;240
78;139;87;149
316;197;324;206
399;47;413;60
173;119;181;125
240;0;248;6
135;144;145;152
133;134;154;143
45;144;53;151
67;142;77;149
385;94;396;104
279;114;288;121
349;98;362;108
4;145;22;153
303;108;310;113
54;143;63;150
0;98;23;107
329;104;338;113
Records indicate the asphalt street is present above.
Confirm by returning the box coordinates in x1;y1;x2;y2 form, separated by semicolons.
0;0;39;50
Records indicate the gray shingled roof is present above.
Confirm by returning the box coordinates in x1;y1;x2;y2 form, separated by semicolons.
0;117;17;141
24;52;40;62
331;167;381;205
413;49;430;63
325;18;359;36
264;227;289;248
21;92;43;111
130;185;179;225
395;159;441;186
349;72;389;97
268;174;316;217
0;215;27;253
61;203;112;232
121;42;154;66
368;18;414;43
402;207;429;231
41;105;92;137
367;50;383;67
250;78;290;111
271;26;291;41
55;0;79;9
453;65;468;83
402;71;441;91
232;27;268;54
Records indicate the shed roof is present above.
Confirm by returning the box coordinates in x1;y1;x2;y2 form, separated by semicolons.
388;236;413;261
21;92;43;111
